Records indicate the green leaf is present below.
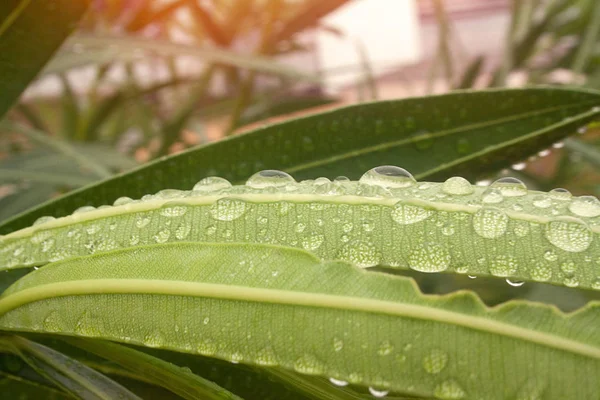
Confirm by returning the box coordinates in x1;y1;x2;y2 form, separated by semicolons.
0;336;141;399
0;0;90;120
0;369;71;400
0;242;598;399
65;338;244;400
2;87;599;234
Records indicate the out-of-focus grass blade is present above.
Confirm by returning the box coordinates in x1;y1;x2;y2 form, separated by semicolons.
454;55;485;89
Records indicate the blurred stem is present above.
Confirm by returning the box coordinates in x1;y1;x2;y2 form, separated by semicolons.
0;121;112;179
572;1;600;74
356;40;378;100
190;0;229;46
226;0;282;134
433;0;453;85
494;0;521;86
564;137;600;169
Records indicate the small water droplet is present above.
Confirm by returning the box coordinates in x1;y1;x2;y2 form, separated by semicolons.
490;177;527;197
33;216;56;226
136;216;150;228
434;380;466;399
332;337;344;352
408;243;451;273
422;349;448;374
193;177;232;192
506;278;524;287
160;204;188;217
359;166;416;188
329;377;349;387
549;188;572;201
377;340;394;356
560;261;576;274
73;206;96;214
468;275;477;279
368;387;389;398
442;177;473;195
472;207;508;239
293;354;324;375
301;233;324;251
563;276;579;287
532;194;552;208
336;240;381;268
175;224;191;240
391;203;432;224
538;149;551;157
543;250;557;261
489;255;518;277
246;170;295;188
155;189;185;200
210;199;247;221
511;162;526;171
113;196;133;206
545;217;592;252
481;188;504;204
569;196;600;217
154;229;171;243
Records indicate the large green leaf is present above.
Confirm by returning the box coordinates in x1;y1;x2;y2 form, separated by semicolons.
2;174;600;291
0;0;90;119
0;242;598;399
1;87;599;234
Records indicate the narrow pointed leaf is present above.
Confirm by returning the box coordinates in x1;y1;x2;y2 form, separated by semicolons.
1;87;599;234
2;177;600;291
0;0;90;119
0;243;598;399
2;336;141;400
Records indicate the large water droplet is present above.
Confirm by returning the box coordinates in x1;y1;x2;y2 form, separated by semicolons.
408;243;451;273
422;349;448;374
472;208;508;238
489;255;518;277
544;217;592;252
391;203;432;224
569;196;600;217
329;377;348;387
336;240;381;268
532;194;552;209
246;170;295;188
368;387;389;398
434;380;466;399
193;176;232;192
549;188;572;201
490;177;527;197
442;177;473;195
210;199;247;221
359;166;416;188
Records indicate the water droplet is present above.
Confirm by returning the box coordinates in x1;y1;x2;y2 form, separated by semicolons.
511;162;526;171
160;204;188;217
33;216;56;226
543;250;557;261
256;347;278;366
560;261;576;274
368;387;389;398
422;349;448;374
490;177;527;197
301;233;324;251
153;229;171;243
193;177;232;192
41;238;55;253
532;194;552;208
549;188;572;201
592;278;600;290
569;196;600;217
472;208;508;239
295;222;306;233
113;197;133;206
408;243;451;273
332;337;344;352
210;199;247;221
293;354;324;375
563;276;579;287
136;216;150;228
481;188;504;204
329;378;349;387
43;311;64;331
175;224;191;240
377;340;394;356
442;177;473;195
434;380;466;399
155;189;185;199
359;166;416;188
391;203;432;224
73;206;96;214
531;264;552;282
441;224;455;236
545;217;592;252
467;275;477;279
336;240;381;268
489;255;518;277
246;170;295;188
506;278;524;287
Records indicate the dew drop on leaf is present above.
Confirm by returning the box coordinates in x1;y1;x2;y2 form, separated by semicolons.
391;203;432;225
359;166;416;188
532;195;552;209
329;378;348;387
247;170;296;189
193;176;232;192
489;255;518;277
544;217;592;252
33;216;56;226
210;199;247;221
481;188;504;204
568;196;600;217
73;206;96;214
549;188;572;201
368;387;389;398
422;349;448;374
336;240;381;268
408;243;451;273
472;207;508;239
531;264;552;282
113;196;133;206
434;379;466;399
442;177;473;195
490;177;527;197
301;233;324;251
506;278;524;287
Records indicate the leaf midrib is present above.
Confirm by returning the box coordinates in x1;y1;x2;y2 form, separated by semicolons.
0;0;33;37
0;279;597;360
